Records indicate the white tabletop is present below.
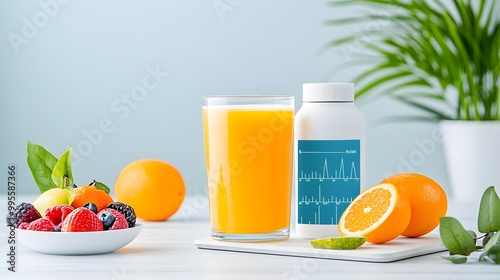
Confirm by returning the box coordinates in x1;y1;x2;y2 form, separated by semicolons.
0;195;497;279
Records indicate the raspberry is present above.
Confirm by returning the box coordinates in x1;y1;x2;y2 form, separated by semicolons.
98;209;128;230
27;218;55;231
45;205;74;228
61;208;104;232
106;202;136;228
109;211;128;230
7;202;42;227
18;222;30;230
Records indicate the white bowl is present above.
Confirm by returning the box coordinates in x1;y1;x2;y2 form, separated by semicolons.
17;224;143;255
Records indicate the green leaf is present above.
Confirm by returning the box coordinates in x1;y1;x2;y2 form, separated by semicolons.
94;181;110;194
439;217;477;256
485;245;500;264
480;231;500;261
483;232;496;247
51;147;74;190
466;230;477;240
480;231;500;264
478;186;500;233
374;115;443;124
27;141;58;193
440;254;468;264
355;70;414;97
392;97;454;120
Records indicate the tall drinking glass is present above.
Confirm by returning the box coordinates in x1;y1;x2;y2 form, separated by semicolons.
203;96;294;242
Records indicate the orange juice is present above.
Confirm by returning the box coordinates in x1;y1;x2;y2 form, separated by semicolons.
203;103;294;238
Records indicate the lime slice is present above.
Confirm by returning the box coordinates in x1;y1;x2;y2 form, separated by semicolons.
310;236;367;250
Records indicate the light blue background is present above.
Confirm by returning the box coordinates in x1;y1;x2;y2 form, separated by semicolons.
0;0;450;195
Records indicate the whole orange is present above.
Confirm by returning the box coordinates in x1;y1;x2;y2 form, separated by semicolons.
382;173;448;237
114;159;185;221
71;185;114;212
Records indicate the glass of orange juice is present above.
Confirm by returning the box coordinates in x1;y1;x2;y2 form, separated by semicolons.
203;96;294;242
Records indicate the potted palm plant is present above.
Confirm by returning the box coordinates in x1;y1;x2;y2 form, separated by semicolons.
325;0;500;202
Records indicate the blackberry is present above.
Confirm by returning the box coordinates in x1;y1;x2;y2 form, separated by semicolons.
7;202;42;227
106;202;136;228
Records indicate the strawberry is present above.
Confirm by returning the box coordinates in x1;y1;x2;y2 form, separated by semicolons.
61;207;104;232
45;205;74;228
27;218;55;231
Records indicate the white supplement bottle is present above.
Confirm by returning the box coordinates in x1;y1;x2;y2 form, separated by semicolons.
294;83;366;238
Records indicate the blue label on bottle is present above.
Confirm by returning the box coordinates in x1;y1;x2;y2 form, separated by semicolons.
297;140;361;225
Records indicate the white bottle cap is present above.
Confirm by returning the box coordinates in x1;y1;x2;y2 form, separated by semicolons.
303;83;354;102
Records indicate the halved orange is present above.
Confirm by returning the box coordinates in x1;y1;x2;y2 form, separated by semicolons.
338;183;411;244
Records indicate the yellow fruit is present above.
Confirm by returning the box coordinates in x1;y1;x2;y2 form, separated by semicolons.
33;188;72;217
338;183;411;244
382;173;448;237
114;159;185;221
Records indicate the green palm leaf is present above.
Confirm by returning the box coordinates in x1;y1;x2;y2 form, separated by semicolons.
325;0;500;121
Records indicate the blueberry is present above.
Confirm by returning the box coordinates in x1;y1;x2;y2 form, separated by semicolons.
53;227;61;232
83;202;98;214
98;211;115;230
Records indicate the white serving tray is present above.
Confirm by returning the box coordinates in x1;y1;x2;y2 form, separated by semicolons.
194;234;446;263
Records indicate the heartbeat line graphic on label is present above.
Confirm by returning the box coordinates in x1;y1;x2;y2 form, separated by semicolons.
297;140;361;225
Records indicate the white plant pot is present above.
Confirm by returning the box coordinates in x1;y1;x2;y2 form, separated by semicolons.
439;121;500;202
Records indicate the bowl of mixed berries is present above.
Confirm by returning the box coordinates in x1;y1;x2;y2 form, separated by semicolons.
8;180;142;255
8;142;144;254
8;199;142;255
